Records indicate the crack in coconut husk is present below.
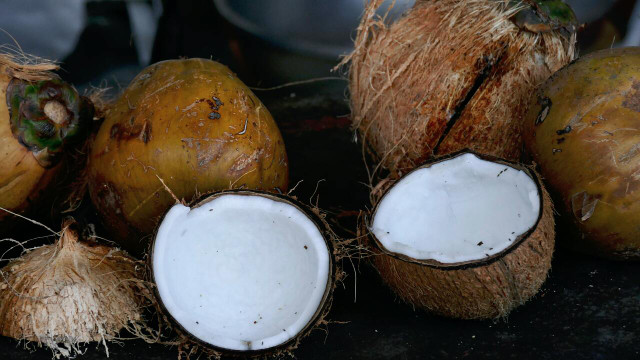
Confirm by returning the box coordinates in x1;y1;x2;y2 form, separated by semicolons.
337;0;576;177
0;219;158;358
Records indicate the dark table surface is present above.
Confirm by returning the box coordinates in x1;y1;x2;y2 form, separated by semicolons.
2;1;640;358
2;83;639;360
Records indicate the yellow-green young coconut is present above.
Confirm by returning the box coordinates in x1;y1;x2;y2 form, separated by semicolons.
0;55;93;233
342;0;577;175
524;47;640;260
88;59;289;254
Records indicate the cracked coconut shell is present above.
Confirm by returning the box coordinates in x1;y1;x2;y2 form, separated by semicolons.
87;59;289;254
342;0;576;175
524;47;640;260
0;220;150;357
363;153;556;319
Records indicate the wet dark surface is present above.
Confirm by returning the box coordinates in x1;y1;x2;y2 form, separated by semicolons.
2;1;640;359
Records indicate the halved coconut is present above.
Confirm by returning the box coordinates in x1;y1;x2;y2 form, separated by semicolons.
150;191;335;356
365;152;555;319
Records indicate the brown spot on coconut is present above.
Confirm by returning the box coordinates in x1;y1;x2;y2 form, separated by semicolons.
339;0;576;175
87;59;289;255
362;152;555;319
148;190;340;358
0;219;152;357
524;47;640;260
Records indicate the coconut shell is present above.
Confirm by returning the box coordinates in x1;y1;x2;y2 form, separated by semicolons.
147;191;339;358
364;154;555;319
342;0;576;175
0;221;151;357
523;47;640;260
88;59;289;255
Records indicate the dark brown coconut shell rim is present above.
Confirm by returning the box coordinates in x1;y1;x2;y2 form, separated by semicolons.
147;189;336;357
367;150;545;271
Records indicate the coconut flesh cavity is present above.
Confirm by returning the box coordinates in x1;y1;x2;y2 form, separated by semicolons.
366;152;555;319
372;153;540;264
152;193;331;352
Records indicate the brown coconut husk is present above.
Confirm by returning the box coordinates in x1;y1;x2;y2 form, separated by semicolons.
146;190;352;359
361;152;556;319
0;219;155;358
0;46;58;81
339;0;576;176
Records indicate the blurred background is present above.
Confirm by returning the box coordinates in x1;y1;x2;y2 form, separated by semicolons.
1;0;639;97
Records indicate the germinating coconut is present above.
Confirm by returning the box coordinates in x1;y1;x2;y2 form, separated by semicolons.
151;191;334;355
0;220;151;357
366;152;555;319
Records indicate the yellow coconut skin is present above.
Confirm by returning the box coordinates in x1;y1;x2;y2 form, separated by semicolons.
367;168;555;319
0;71;61;229
524;47;640;260
0;224;148;357
88;59;289;253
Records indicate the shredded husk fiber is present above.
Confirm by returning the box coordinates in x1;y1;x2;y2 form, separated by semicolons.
0;220;153;358
340;0;576;175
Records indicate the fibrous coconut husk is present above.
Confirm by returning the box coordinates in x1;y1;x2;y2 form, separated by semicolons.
0;219;154;358
362;153;556;319
340;0;576;176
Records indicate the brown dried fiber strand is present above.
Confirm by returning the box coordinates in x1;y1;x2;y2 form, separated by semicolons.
0;51;58;81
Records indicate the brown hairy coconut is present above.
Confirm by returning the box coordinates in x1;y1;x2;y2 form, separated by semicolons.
524;47;640;260
87;59;289;254
341;0;577;175
362;151;555;319
0;219;152;357
148;190;339;357
0;53;94;232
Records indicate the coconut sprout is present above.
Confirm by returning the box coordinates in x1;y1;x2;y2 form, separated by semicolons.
0;219;153;357
0;53;94;233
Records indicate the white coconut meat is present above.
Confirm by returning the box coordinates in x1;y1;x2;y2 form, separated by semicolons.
372;153;540;264
152;194;330;351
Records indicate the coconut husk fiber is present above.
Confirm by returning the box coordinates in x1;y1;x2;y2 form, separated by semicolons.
0;220;153;358
341;0;576;176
